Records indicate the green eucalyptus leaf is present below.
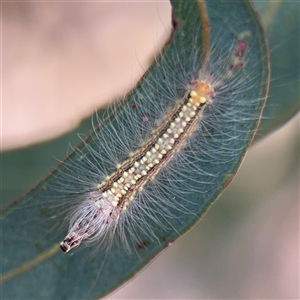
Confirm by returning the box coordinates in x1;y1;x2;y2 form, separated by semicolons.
254;0;300;139
1;0;269;299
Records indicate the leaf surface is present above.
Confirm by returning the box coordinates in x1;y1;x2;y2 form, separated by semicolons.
254;0;300;139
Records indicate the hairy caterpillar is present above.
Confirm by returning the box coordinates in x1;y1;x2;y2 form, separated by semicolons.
59;79;213;252
53;31;267;255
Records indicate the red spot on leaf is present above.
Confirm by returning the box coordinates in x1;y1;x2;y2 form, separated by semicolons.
235;39;248;57
229;62;244;70
172;18;179;30
138;241;146;249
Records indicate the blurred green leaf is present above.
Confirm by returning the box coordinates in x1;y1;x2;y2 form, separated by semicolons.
1;0;269;299
254;0;300;139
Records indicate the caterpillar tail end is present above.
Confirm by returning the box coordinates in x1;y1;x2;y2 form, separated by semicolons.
60;234;82;253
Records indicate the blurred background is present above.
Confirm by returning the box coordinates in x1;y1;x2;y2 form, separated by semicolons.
1;1;299;299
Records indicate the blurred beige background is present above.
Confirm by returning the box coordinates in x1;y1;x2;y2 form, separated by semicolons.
2;1;171;150
2;1;299;299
